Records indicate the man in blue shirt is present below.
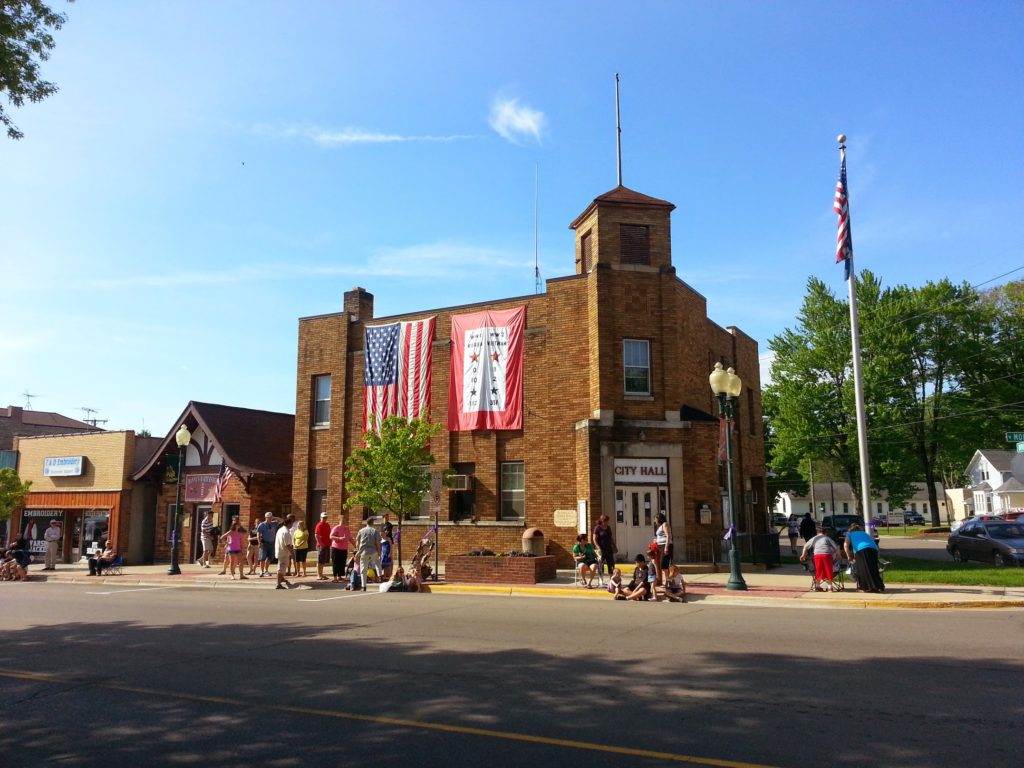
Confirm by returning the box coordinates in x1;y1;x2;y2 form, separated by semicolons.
256;513;278;577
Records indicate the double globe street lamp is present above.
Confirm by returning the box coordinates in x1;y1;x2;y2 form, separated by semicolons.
167;423;192;575
709;362;748;591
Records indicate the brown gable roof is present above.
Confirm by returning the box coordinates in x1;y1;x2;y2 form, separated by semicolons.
569;184;676;230
131;401;294;480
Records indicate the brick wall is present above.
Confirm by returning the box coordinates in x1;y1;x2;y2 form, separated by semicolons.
292;187;766;565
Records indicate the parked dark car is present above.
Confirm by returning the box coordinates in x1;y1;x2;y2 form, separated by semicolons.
947;521;1024;567
771;512;788;526
904;510;926;525
822;514;880;545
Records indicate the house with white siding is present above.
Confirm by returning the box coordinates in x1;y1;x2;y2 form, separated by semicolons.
965;449;1024;514
774;482;948;521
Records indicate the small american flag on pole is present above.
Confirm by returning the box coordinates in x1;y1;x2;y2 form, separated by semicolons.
834;153;853;280
363;316;435;433
214;465;233;503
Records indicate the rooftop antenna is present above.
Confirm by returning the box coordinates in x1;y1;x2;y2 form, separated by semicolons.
22;390;35;409
80;407;108;427
615;72;622;186
534;163;541;294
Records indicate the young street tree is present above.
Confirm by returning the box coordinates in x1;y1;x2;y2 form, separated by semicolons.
0;467;32;523
1;0;72;140
344;415;445;559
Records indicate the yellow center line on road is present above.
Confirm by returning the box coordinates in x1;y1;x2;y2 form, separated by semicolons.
0;670;778;768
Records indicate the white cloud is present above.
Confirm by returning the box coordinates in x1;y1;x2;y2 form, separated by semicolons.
254;124;473;146
488;97;545;145
85;242;530;289
309;128;472;146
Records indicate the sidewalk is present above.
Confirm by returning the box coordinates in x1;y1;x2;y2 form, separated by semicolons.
27;561;1024;609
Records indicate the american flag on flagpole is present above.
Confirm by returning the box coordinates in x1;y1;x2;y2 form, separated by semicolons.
363;316;436;433
834;152;853;280
214;465;233;503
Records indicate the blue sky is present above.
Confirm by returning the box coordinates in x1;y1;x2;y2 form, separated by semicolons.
2;1;1021;435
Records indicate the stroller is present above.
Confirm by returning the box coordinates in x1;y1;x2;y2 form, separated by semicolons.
803;553;847;592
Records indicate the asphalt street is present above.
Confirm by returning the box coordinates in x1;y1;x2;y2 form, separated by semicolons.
1;582;1020;768
876;534;951;561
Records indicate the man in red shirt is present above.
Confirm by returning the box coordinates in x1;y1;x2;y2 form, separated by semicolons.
314;512;332;581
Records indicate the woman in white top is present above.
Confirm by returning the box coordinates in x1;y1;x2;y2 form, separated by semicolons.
653;512;672;587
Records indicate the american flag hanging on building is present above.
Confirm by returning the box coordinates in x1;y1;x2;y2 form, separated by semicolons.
363;316;436;433
214;465;233;503
834;153;853;280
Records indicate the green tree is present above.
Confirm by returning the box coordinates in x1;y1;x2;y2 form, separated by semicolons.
1;0;72;140
344;415;447;558
872;279;993;524
0;467;31;522
765;272;910;514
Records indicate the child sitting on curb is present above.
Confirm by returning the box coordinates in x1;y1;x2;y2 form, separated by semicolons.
664;564;686;602
606;567;627;599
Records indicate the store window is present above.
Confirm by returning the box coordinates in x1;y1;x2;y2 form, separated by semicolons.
313;374;331;426
500;462;525;520
623;339;650;395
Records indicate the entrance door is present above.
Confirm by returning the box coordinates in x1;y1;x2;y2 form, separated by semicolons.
620;486;655;560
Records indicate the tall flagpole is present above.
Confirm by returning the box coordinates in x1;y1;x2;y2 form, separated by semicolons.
835;134;873;527
615;73;622;186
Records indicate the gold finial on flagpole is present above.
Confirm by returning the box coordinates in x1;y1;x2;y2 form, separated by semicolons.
837;134;847;147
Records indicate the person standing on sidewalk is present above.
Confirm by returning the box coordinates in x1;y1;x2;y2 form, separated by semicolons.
275;514;295;590
293;520;310;577
42;519;62;571
653;512;672;586
330;517;353;583
799;512;816;543
786;518;800;555
355;517;382;590
199;510;215;568
844;523;885;593
314;511;332;581
800;523;841;591
219;519;248;580
256;513;277;577
592;515;616;577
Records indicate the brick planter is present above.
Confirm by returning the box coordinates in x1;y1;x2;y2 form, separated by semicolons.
445;555;557;584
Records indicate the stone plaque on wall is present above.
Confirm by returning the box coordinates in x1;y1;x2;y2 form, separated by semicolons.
553;509;577;527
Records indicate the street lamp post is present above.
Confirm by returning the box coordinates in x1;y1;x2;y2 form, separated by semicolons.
710;362;748;591
167;424;191;575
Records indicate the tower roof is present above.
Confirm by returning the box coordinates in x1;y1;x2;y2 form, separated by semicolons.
569;185;675;230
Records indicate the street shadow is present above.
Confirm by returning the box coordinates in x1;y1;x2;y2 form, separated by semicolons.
0;608;1020;768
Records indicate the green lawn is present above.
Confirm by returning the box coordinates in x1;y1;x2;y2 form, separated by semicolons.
882;554;1024;587
778;553;1024;586
876;526;950;537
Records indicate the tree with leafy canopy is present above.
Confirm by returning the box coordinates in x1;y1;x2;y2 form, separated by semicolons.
0;467;32;523
344;415;448;561
1;0;72;140
765;272;916;515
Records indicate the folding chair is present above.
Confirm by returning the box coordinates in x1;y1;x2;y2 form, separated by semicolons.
102;556;124;576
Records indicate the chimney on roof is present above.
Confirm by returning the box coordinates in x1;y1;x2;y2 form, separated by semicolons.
344;287;374;322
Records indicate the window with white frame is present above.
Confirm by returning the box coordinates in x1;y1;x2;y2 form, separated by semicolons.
623;339;650;395
500;462;525;520
313;374;331;426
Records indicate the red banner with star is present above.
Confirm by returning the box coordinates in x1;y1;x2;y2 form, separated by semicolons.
448;306;525;431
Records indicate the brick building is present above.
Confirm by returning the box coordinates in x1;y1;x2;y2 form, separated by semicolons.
131;402;294;566
11;430;161;564
292;185;767;566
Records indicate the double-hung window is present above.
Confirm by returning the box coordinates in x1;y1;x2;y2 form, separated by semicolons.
623;339;650;395
313;375;331;426
500;462;525;520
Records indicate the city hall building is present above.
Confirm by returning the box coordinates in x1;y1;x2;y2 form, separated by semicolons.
292;185;767;565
